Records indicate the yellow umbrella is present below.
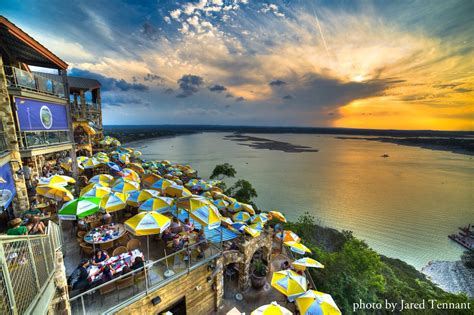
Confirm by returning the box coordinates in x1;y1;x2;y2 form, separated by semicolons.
126;189;159;207
36;185;73;202
164;184;192;197
124;212;172;260
276;230;300;243
177;197;221;229
232;211;251;223
292;257;324;271
100;192;127;212
77;122;96;135
142;173;162;188
122;168;141;182
83;157;101;169
251;302;292;315
284;241;311;255
296;290;341;315
80;183;111;198
271;270;307;301
38;175;75;187
138;196;174;213
128;162;145;174
89;174;114;186
269;210;287;223
111;180;140;194
243;225;261;237
241;203;256;215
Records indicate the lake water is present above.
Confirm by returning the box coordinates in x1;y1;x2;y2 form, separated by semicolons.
132;132;474;269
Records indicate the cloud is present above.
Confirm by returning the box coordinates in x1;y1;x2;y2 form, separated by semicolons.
208;84;227;92
269;80;287;86
282;95;293;100
164;88;174;94
144;73;163;83
141;22;159;41
225;94;234;98
68;68;148;92
260;3;285;18
235;96;245;102
177;74;204;97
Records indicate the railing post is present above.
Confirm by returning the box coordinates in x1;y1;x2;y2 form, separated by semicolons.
144;265;149;293
0;242;18;315
26;238;41;291
40;238;50;274
81;295;86;315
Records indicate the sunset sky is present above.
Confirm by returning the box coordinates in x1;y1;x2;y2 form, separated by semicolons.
3;0;473;130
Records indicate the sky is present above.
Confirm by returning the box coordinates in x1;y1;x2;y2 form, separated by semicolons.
3;0;473;130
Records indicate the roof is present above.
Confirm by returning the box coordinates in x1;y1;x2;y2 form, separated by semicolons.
32;71;101;91
0;16;68;69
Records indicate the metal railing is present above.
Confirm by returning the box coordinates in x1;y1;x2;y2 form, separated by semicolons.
17;130;71;150
4;66;66;99
0;222;63;315
0;133;8;155
69;240;222;315
70;102;101;120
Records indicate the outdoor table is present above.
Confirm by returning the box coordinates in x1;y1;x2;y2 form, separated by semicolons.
87;249;145;283
83;223;126;245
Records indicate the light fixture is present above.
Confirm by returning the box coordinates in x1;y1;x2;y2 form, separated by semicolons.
151;296;161;306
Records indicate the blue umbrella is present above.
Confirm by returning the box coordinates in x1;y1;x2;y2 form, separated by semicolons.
107;162;122;173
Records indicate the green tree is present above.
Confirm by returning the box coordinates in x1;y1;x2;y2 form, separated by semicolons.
227;179;258;204
210;163;237;180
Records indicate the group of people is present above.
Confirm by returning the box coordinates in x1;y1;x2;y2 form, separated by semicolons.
162;217;208;258
6;215;46;235
68;249;145;294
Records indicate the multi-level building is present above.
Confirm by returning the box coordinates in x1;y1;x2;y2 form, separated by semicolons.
0;16;75;218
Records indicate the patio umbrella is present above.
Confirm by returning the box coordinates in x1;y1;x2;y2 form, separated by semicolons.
118;153;130;164
178;197;221;229
131;150;142;158
243;225;261;237
36;185;73;202
58;197;101;220
249;222;264;231
124;212;171;261
126;189;159;207
111;180;140;194
284;241;311;255
138;196;174;213
128;162;145;174
106;162;122;173
271;270;307;302
164;184;192;197
83;157;101;169
232;211;251;223
251;213;269;224
292;257;324;271
212;199;229;210
276;230;301;243
121;168;141;183
100;192;127;212
241;203;256;215
80;184;111;198
295;290;341;315
141;173;162;188
269;211;287;223
251;301;292;315
38;175;75;187
150;178;175;192
89;174;114;186
227;201;243;213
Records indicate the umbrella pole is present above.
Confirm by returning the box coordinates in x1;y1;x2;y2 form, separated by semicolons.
147;235;150;263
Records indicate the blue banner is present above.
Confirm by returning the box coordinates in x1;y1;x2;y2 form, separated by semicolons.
16;97;68;131
0;163;17;209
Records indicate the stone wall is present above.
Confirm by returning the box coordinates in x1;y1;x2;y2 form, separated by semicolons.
0;56;29;216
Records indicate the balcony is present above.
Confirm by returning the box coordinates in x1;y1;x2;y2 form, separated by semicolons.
17;130;71;150
4;66;66;99
70;102;101;121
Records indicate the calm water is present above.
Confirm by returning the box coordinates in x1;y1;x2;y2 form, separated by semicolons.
132;133;474;269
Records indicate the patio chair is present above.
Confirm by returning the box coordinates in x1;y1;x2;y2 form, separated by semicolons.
80;243;94;258
115;233;130;247
116;275;135;299
76;231;87;243
100;242;115;252
126;239;141;251
112;246;128;257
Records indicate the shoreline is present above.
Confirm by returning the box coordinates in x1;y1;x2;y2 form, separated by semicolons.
422;260;474;297
224;133;319;153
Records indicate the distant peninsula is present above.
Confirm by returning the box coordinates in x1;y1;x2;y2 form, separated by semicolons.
224;134;318;153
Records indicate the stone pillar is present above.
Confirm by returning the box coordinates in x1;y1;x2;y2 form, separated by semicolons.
0;56;29;216
215;256;224;311
48;250;71;315
238;261;251;291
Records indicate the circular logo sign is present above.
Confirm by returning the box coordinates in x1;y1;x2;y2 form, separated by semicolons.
40;106;53;129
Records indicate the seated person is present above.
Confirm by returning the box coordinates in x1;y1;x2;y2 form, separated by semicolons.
100;264;116;283
121;265;132;276
280;260;290;270
22;205;42;219
101;212;112;225
183;218;194;232
161;228;174;242
131;256;144;270
196;229;208;259
26;216;46;235
170;217;183;234
92;250;109;266
68;259;90;292
172;234;188;252
7;218;28;235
